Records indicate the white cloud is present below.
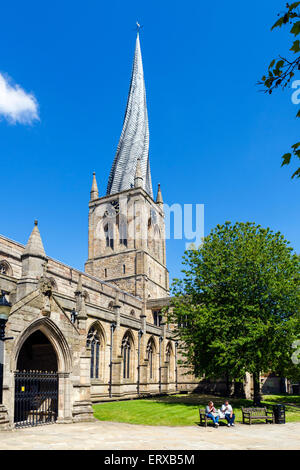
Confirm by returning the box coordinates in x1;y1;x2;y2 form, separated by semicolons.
0;73;39;124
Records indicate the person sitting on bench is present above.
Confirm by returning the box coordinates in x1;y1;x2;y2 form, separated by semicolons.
221;400;235;427
205;401;219;427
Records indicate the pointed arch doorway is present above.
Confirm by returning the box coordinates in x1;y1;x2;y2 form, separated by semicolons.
14;330;58;427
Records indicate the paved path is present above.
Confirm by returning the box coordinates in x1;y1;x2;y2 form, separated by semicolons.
0;420;299;450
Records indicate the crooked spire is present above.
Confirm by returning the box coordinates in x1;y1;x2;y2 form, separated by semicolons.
106;32;153;198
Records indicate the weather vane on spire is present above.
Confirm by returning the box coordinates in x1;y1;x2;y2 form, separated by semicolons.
136;21;142;33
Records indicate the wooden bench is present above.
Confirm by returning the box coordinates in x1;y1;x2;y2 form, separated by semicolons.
199;408;229;427
242;407;274;425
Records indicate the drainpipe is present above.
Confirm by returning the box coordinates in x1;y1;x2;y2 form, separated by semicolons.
137;329;143;395
159;336;163;394
0;291;12;404
109;321;116;398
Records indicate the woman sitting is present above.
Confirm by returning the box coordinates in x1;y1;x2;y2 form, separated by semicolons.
205;401;219;427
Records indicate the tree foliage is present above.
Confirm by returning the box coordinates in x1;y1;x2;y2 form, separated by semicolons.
259;2;300;178
169;222;300;403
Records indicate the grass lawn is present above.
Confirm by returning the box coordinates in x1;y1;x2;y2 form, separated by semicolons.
93;394;300;426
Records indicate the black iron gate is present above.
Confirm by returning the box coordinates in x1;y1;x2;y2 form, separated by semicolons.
14;370;58;428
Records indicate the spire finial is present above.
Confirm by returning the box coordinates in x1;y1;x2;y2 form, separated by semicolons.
136;21;142;34
156;183;163;205
23;220;46;257
90;172;99;201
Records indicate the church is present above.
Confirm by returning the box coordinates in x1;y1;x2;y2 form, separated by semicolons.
0;32;198;429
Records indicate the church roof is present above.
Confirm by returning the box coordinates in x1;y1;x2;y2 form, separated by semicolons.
106;32;153;198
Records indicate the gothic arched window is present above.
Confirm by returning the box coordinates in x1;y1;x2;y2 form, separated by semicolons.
153;310;162;326
147;340;154;379
0;260;12;276
121;334;132;379
166;342;175;382
166;342;172;362
87;327;101;379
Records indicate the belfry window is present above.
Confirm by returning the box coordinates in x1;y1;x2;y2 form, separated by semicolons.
121;334;131;379
104;223;114;250
154;225;161;259
87;327;101;379
119;218;128;247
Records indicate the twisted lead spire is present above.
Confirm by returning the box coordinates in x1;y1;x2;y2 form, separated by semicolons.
106;32;153;197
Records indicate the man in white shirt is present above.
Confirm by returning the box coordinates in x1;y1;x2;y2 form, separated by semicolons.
221;400;235;427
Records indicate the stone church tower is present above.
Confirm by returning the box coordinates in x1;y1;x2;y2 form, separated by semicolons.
85;32;169;301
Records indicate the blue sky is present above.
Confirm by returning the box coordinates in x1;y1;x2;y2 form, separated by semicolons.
0;0;299;282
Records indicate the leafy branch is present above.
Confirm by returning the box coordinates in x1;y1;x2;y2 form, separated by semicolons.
259;2;300;178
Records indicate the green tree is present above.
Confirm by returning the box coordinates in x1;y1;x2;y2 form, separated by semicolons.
169;222;300;404
259;2;300;178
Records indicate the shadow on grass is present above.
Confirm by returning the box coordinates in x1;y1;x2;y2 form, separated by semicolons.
149;393;300;408
147;393;253;408
262;395;300;406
